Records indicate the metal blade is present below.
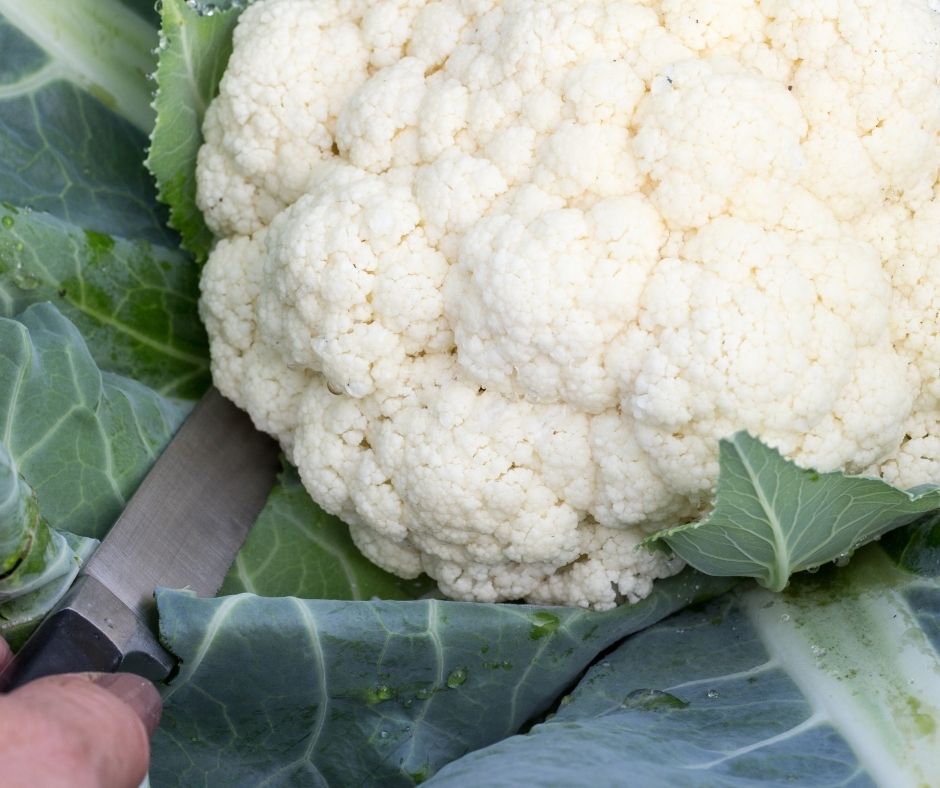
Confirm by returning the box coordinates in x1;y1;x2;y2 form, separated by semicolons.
83;386;280;619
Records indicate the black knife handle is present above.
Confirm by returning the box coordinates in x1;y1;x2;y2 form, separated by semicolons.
0;606;122;690
0;575;175;692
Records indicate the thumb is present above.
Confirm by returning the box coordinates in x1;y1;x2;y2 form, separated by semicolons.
0;672;161;788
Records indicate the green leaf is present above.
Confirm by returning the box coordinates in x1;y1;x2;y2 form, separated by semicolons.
881;511;940;578
147;0;246;261
0;303;187;539
0;205;209;398
0;0;210;397
0;442;97;648
651;432;940;591
0;443;34;576
221;462;434;600
0;0;156;134
0;1;170;244
427;532;940;787
0;444;76;588
0;533;96;650
152;570;734;786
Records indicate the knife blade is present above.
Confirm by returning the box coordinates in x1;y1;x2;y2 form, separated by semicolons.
0;387;279;691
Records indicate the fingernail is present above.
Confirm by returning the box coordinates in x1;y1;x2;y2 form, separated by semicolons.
91;673;163;736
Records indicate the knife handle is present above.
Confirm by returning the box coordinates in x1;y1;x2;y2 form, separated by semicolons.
0;575;174;692
0;604;122;690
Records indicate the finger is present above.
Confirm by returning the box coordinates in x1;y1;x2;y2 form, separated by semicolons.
0;672;161;788
0;638;11;673
88;673;163;736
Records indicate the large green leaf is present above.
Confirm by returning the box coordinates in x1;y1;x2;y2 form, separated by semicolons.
0;205;208;398
0;0;156;134
0;303;187;539
152;570;734;786
652;432;940;591
428;516;940;787
148;0;245;261
0;0;211;396
0;0;167;241
221;462;433;600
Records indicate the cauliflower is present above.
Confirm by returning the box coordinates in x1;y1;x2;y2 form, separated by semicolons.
197;0;940;609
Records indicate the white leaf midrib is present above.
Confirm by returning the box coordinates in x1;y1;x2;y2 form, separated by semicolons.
0;0;156;133
733;438;792;590
744;564;940;788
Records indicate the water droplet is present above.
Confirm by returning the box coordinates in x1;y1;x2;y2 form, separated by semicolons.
806;565;820;574
529;611;561;640
622;689;689;711
416;687;433;700
834;553;852;567
810;644;827;658
446;667;468;688
12;266;40;290
780;613;791;622
379;730;390;739
1;215;13;229
706;689;720;699
402;699;413;709
501;660;512;670
365;684;396;704
14;241;23;252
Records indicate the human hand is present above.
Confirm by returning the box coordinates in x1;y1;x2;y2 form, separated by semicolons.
0;637;162;788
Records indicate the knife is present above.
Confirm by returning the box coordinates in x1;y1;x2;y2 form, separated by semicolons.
0;387;280;691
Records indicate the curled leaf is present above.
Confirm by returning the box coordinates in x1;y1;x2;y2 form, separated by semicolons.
650;432;940;591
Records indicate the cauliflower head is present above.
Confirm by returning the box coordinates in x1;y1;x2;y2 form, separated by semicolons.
198;0;940;609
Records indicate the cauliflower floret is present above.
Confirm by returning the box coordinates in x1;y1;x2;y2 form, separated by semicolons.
255;163;451;399
197;0;372;236
634;58;807;229
447;194;665;413
199;0;940;609
630;217;912;491
335;57;428;172
199;232;311;454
